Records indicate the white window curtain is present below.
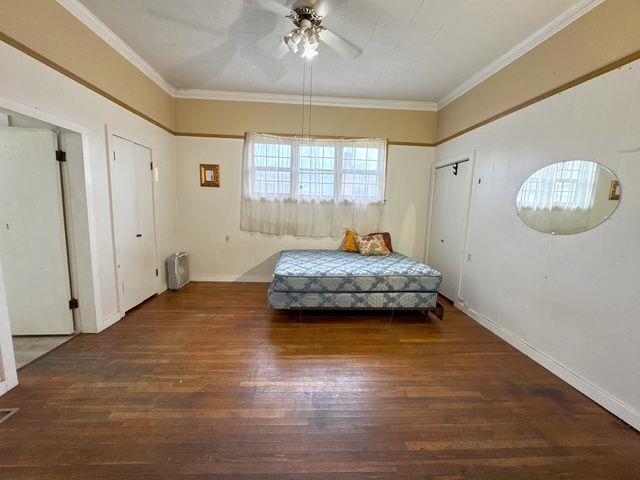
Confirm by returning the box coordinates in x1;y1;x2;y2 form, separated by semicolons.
241;132;387;237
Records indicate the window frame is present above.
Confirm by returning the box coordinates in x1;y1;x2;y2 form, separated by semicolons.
248;138;387;203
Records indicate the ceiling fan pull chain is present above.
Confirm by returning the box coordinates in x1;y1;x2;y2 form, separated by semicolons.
301;59;306;138
309;61;313;140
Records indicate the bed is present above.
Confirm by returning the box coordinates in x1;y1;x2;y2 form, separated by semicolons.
268;250;444;319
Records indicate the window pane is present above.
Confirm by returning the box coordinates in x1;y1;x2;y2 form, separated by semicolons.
341;148;383;200
252;143;292;196
297;144;336;198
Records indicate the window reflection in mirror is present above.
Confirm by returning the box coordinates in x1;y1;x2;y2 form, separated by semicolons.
516;160;620;235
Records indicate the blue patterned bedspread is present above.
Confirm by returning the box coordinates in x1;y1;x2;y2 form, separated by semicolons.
271;250;442;293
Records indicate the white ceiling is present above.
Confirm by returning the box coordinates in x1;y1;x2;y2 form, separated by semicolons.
77;0;588;103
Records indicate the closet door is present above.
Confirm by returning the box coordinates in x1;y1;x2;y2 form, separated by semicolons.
0;128;74;335
428;160;472;301
111;135;157;313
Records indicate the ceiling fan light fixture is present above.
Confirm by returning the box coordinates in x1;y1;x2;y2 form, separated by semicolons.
300;29;320;59
301;46;318;59
305;29;320;48
284;29;303;53
271;3;362;61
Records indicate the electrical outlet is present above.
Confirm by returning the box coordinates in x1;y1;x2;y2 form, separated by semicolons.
225;235;230;242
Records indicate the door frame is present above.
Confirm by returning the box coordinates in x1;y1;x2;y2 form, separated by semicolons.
0;96;102;395
105;125;160;319
0;261;17;395
424;150;476;303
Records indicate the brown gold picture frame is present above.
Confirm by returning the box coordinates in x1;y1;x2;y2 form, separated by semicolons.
609;179;620;200
200;164;220;187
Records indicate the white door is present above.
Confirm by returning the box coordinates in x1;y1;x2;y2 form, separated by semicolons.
428;160;472;301
111;135;157;313
0;128;75;335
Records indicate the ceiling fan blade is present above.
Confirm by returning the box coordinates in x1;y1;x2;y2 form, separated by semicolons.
310;0;335;17
319;28;363;60
252;0;292;17
142;6;218;33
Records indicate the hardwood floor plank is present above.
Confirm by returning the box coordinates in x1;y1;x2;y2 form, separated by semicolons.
0;282;637;479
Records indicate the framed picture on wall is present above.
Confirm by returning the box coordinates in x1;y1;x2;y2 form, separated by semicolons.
200;164;220;187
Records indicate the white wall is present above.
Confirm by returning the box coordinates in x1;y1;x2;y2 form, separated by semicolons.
0;42;178;333
435;60;640;429
176;137;434;281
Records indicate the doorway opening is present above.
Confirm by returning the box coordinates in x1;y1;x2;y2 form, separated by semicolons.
0;108;80;369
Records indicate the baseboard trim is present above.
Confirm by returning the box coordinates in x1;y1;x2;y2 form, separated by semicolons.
190;274;273;283
100;311;124;332
456;303;640;431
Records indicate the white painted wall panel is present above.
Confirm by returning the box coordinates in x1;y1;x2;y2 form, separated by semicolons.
435;60;640;429
176;138;433;281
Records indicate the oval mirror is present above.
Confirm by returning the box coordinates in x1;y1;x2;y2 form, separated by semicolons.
516;160;621;235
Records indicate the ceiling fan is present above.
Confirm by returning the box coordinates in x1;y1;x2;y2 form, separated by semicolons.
255;0;363;60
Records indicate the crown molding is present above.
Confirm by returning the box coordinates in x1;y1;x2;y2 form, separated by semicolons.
57;0;604;113
174;89;438;111
56;0;176;96
437;0;606;109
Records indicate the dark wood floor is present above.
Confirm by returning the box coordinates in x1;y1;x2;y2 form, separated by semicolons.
0;282;638;479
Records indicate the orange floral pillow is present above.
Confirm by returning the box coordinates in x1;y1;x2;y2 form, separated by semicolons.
343;229;359;253
356;233;391;256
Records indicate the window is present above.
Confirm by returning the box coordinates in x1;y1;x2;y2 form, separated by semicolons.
247;135;386;202
242;133;387;237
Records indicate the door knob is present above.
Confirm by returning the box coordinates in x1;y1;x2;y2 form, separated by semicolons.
136;234;142;238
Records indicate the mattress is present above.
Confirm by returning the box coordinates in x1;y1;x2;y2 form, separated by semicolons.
271;250;442;293
268;290;438;310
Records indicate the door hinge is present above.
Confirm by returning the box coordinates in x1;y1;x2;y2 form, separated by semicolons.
150;161;154;171
155;268;159;277
68;298;79;310
56;150;67;162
